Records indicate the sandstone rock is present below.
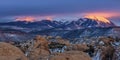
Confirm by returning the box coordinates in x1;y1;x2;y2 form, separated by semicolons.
99;36;115;46
33;35;49;50
29;35;50;60
56;36;70;46
46;36;53;40
100;45;115;60
29;48;50;60
0;42;28;60
66;44;89;52
49;51;91;60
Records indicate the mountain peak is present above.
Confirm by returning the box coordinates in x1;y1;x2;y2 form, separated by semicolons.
84;16;111;23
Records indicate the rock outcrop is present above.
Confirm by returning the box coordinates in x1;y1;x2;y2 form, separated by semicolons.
56;36;70;46
49;51;92;60
66;44;89;52
0;42;28;60
28;35;50;60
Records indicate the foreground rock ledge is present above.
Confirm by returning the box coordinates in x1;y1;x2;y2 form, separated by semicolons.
0;42;28;60
49;51;92;60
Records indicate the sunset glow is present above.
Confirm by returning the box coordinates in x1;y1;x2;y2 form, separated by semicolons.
84;12;119;18
84;12;120;23
85;16;110;23
15;16;35;22
46;16;52;21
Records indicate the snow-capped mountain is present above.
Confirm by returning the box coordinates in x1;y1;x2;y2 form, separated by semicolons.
0;18;115;31
0;18;119;42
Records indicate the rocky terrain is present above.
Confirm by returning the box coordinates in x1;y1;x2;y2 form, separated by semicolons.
0;35;120;60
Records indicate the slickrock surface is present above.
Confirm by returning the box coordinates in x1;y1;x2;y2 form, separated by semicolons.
29;35;50;60
0;42;28;60
49;51;92;60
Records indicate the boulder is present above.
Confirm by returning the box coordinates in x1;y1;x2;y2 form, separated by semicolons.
49;51;91;60
29;35;50;60
56;36;70;46
0;42;28;60
33;35;49;50
29;48;50;60
99;36;115;46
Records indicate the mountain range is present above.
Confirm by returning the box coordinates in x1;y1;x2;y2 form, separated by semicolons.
0;18;115;31
0;18;119;42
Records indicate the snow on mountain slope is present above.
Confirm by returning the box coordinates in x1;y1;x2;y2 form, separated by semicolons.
0;18;115;31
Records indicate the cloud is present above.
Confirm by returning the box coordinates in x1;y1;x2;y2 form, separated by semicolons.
0;0;120;26
0;0;120;16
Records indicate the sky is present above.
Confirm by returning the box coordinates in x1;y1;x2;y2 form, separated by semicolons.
0;0;120;25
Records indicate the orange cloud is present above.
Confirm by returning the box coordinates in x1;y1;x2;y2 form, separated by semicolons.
46;16;53;21
83;12;120;23
84;12;120;18
15;16;35;22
